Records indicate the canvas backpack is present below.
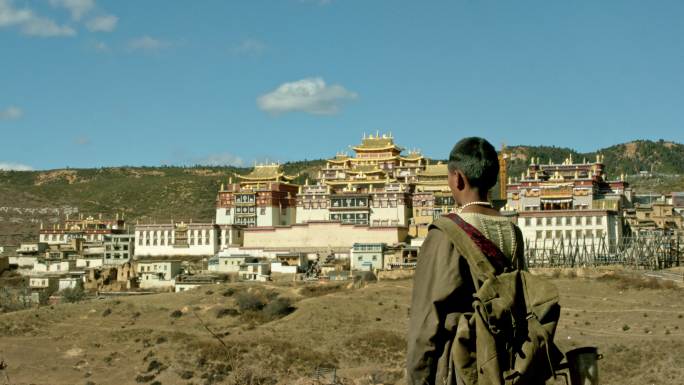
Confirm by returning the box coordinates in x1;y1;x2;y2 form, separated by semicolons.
430;214;563;385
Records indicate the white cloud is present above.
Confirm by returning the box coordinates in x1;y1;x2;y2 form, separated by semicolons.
21;16;75;37
0;105;22;120
127;36;172;52
0;0;76;37
85;14;117;32
0;0;31;27
49;0;94;21
0;162;33;171
196;153;244;167
257;77;357;115
231;38;267;56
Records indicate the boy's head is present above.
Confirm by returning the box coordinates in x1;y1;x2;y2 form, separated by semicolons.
447;137;499;203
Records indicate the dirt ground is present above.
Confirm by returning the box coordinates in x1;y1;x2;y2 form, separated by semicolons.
0;272;683;385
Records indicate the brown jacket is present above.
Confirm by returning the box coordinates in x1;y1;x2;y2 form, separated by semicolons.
406;220;525;385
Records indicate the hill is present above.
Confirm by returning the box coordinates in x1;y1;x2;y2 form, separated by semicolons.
505;139;684;179
0;273;682;384
0;161;325;245
1;140;683;244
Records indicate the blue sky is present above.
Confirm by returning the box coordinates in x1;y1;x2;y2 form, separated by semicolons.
1;0;683;170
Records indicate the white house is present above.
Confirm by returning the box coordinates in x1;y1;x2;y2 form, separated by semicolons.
58;275;84;291
29;275;61;301
208;254;259;273
239;263;271;281
174;275;225;292
136;260;182;289
350;243;386;271
270;262;298;274
33;260;76;274
76;256;104;269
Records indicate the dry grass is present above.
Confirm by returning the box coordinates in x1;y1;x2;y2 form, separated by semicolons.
1;274;683;384
597;271;680;290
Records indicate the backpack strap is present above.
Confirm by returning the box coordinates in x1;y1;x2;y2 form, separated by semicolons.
429;215;496;286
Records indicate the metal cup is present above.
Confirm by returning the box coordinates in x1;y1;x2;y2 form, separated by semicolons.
564;346;603;385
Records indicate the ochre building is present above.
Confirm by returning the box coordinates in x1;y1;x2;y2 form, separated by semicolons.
216;164;299;227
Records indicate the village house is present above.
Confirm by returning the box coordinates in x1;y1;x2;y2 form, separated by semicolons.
208;254;259;273
11;243;48;269
239;262;271;281
350;243;386;271
58;273;84;291
33;259;76;274
39;214;126;245
103;233;135;265
174;274;227;292
28;274;61;303
75;255;104;269
270;252;308;274
383;243;419;270
136;260;182;289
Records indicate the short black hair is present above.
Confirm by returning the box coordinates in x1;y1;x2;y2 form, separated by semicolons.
447;137;499;192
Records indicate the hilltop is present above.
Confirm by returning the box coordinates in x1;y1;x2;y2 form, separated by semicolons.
505;139;684;178
1;140;683;244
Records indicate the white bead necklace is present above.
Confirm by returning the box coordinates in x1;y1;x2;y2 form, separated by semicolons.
457;201;493;213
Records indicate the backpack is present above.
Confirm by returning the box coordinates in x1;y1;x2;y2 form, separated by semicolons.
430;214;563;385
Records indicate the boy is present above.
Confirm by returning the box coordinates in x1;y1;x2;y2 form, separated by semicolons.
406;137;525;384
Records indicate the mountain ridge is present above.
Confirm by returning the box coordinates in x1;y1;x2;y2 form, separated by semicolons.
1;140;682;244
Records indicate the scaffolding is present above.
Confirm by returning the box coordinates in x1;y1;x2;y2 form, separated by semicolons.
525;233;681;269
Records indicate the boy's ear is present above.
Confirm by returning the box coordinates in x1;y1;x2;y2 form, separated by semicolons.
456;170;466;191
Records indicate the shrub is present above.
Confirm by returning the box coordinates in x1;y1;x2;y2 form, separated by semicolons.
262;297;294;320
622;324;630;331
102;308;112;317
564;270;578;279
170;310;183;318
235;292;266;312
222;288;235;297
215;307;239;318
298;283;345;298
61;287;86;303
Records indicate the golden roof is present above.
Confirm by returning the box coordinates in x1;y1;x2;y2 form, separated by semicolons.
400;152;424;160
235;164;295;182
418;163;448;177
352;134;403;152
